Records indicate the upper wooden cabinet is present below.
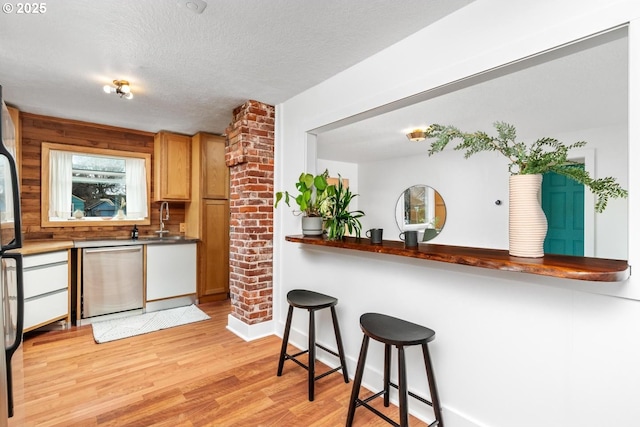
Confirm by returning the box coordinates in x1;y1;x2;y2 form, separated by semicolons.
200;133;228;199
154;131;191;201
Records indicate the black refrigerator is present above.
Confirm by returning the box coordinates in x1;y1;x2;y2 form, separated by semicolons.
0;85;24;422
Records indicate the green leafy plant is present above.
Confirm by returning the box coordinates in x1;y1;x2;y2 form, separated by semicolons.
274;170;331;217
324;175;365;240
426;121;627;212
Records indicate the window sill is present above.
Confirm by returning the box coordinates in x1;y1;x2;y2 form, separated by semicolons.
285;235;630;282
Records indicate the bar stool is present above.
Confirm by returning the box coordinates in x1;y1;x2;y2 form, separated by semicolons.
277;289;349;401
346;313;443;427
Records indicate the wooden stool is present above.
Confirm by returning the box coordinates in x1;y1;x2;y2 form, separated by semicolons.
277;289;349;401
346;313;443;427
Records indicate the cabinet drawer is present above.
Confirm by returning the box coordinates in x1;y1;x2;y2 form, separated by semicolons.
23;251;67;269
24;290;68;331
24;262;68;299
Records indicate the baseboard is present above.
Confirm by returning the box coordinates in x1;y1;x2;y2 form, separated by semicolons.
226;314;274;341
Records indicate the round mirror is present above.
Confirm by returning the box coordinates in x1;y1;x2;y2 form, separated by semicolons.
395;185;446;242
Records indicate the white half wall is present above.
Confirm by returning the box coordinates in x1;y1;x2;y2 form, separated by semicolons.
274;1;640;426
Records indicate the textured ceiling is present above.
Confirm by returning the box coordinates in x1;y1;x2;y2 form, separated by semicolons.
0;0;474;135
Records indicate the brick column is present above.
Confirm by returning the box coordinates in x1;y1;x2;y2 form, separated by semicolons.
225;100;274;325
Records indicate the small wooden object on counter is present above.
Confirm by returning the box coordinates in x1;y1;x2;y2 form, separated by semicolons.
285;235;630;282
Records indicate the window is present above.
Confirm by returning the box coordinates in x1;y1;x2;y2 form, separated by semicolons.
41;143;151;227
72;154;126;218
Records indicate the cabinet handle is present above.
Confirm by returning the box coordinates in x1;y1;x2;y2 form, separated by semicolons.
83;246;143;254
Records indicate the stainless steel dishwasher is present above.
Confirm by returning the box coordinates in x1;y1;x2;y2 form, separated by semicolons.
82;245;144;319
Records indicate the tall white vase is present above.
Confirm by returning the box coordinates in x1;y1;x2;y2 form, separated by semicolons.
509;174;548;257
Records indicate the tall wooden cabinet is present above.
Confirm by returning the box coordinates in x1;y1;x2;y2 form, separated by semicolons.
154;131;191;201
186;132;230;302
201;199;230;299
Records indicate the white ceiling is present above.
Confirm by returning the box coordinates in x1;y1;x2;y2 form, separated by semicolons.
0;0;474;135
316;26;628;163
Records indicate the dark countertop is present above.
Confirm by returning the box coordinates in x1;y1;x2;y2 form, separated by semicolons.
73;236;199;248
11;236;200;255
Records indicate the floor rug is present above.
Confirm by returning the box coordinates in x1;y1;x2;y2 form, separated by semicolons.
92;304;210;343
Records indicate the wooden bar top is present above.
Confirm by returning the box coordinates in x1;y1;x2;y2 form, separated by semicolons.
285;235;630;282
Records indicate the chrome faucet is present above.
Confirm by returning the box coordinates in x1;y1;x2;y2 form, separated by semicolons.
156;202;170;235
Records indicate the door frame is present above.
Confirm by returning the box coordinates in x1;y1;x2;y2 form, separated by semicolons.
564;148;595;257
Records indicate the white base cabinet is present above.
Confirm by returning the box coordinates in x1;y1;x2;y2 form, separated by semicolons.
146;243;197;302
23;251;69;332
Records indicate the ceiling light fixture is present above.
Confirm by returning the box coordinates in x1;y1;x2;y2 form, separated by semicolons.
103;80;133;99
406;129;427;142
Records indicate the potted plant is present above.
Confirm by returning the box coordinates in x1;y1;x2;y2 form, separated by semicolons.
274;170;331;235
425;121;628;257
324;175;365;240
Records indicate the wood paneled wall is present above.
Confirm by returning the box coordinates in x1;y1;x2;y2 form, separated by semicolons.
20;112;186;241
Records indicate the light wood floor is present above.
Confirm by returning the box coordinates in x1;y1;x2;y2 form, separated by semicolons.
8;300;428;427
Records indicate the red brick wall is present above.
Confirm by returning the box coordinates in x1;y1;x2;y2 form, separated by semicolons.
225;100;275;325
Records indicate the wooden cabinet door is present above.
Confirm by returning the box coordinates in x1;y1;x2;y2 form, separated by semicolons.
6;106;21;185
154;131;191;201
199;199;229;301
202;134;229;199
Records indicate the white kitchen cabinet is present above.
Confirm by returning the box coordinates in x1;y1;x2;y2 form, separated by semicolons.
23;250;69;332
146;243;197;302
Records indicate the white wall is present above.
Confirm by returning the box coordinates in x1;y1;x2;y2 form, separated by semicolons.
273;1;640;426
316;158;359;210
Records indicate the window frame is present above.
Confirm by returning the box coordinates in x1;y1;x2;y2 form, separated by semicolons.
41;142;152;227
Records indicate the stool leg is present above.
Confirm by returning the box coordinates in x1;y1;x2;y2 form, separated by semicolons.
383;343;391;407
277;304;294;376
330;306;349;383
422;343;444;427
346;334;369;427
398;345;409;427
308;308;316;401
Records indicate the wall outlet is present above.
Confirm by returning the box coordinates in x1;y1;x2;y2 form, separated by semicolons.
179;223;186;233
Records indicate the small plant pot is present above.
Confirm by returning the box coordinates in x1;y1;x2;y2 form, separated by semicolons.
301;216;323;236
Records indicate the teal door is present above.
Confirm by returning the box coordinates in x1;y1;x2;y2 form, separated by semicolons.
541;168;585;256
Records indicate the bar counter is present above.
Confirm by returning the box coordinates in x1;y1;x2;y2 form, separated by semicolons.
285;235;630;282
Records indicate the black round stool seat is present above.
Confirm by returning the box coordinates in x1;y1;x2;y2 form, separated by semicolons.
346;313;444;427
277;289;349;402
360;313;435;347
287;289;338;310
